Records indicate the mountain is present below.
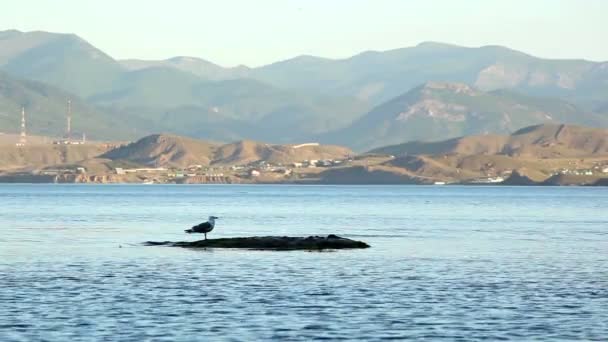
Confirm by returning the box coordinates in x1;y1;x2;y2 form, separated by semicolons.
0;30;368;143
370;123;608;158
0;30;123;97
120;56;250;80
329;82;604;151
250;42;608;110
90;70;368;143
0;72;130;139
101;134;354;168
1;30;608;148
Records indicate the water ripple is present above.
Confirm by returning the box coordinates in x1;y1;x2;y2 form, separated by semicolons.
1;185;607;340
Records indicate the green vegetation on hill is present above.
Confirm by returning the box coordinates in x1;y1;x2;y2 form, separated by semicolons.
120;56;251;80
0;30;123;97
91;71;369;143
0;72;131;139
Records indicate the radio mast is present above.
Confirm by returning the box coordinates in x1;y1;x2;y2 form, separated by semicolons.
66;99;72;141
17;107;27;146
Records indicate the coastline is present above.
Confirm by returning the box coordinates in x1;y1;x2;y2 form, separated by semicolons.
0;179;606;186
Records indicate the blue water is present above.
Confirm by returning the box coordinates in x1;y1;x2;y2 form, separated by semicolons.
1;185;607;340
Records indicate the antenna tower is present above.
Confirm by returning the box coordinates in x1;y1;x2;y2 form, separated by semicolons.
17;107;27;146
66;99;72;141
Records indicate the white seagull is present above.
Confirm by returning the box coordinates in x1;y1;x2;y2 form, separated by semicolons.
185;216;219;240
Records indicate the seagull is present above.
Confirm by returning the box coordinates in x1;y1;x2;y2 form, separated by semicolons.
185;216;219;240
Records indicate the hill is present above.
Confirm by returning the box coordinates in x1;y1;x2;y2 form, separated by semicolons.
90;73;368;143
0;30;123;97
1;126;606;185
90;70;366;130
0;72;132;139
0;144;112;171
120;56;250;80
371;123;608;158
331;82;604;151
100;134;218;168
100;134;353;168
331;123;608;184
214;140;353;166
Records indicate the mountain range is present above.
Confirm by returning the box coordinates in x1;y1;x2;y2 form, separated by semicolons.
1;29;607;151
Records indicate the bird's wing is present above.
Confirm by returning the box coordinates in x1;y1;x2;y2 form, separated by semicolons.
192;221;211;231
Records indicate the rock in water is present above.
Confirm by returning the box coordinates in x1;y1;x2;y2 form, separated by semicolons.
144;235;370;250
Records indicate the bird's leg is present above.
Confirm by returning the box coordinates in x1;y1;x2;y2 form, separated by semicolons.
204;232;207;241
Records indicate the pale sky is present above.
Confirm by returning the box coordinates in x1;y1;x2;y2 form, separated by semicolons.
2;0;607;67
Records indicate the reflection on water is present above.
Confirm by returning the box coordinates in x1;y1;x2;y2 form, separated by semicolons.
1;185;607;340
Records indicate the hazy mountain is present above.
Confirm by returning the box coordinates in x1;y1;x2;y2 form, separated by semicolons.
0;30;124;97
89;66;206;108
91;68;350;121
0;30;368;143
328;82;604;151
250;42;608;110
0;72;130;139
1;29;607;148
120;56;250;80
3;30;607;110
120;41;608;115
89;68;368;143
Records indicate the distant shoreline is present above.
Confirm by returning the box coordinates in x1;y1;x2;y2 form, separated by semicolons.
0;181;605;187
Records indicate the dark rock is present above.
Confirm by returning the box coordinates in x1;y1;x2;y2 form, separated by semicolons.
144;235;370;250
593;178;608;186
501;170;542;185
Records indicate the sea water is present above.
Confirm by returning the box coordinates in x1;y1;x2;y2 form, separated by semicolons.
1;185;607;340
